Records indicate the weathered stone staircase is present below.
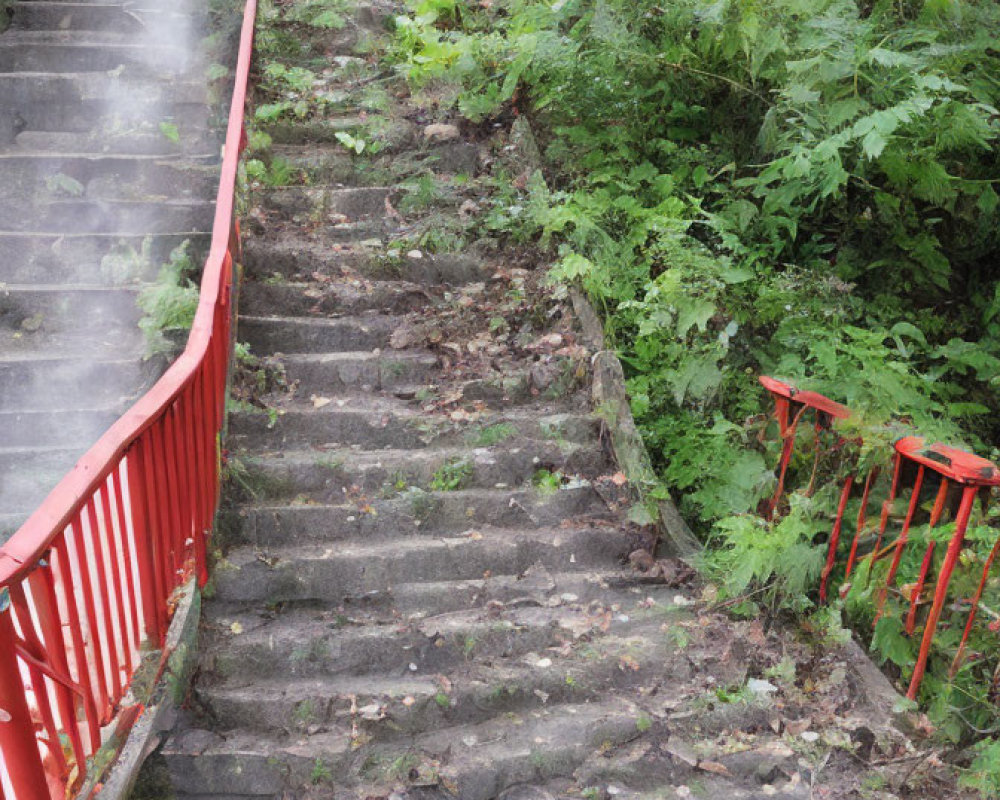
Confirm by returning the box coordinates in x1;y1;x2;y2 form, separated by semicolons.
137;7;944;800
0;0;225;536
146;4;930;799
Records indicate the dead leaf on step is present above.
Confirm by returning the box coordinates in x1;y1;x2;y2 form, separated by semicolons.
384;195;403;222
697;760;730;776
618;654;641;672
312;395;332;409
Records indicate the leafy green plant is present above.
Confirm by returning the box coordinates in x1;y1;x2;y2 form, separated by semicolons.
531;469;563;496
45;173;84;197
429;459;473;491
466;423;516;447
310;757;332;784
245;156;300;187
284;0;347;28
137;240;198;355
335;131;379;155
101;236;154;285
158;121;180;143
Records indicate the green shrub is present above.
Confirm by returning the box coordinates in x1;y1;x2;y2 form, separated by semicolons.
137;241;199;355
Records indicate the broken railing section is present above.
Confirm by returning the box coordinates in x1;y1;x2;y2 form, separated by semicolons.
758;376;1000;700
0;0;257;796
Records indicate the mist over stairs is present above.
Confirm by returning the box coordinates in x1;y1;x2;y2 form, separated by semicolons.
0;0;237;539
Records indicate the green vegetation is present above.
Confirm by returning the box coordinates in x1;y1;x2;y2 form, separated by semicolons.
101;236;154;285
390;0;1000;784
466;422;516;446
158;121;180;143
531;468;563;495
245;156;301;186
310;757;333;784
44;173;84;197
429;458;473;491
137;240;198;355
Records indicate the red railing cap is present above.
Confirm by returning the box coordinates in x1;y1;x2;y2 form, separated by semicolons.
758;375;851;420
896;436;1000;486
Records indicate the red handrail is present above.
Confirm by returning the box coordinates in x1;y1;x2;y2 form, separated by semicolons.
0;0;256;794
758;376;1000;700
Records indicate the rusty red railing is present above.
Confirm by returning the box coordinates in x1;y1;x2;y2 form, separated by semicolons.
759;376;1000;700
0;0;257;795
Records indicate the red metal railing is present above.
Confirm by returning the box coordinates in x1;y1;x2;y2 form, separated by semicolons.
759;376;1000;700
0;0;256;795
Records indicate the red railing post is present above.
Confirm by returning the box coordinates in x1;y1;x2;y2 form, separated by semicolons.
905;478;950;635
0;595;51;800
820;476;854;602
908;484;978;699
126;440;163;644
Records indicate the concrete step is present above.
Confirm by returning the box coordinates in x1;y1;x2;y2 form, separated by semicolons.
239;277;435;317
0;407;119;447
270;138;481;185
200;592;681;684
254;185;391;221
200;624;674;736
260;116;419;153
0;353;152;408
0;323;145;365
0;72;210;136
212;525;631;605
227;402;598;450
0;196;214;233
0;284;141;331
254;113;370;146
0;37;188;73
262;350;578;409
0;444;83;515
0;152;217;202
242;235;486;285
241;211;395;244
10;1;146;33
9;2;206;32
0;231;209;284
276;350;440;394
11;128;218;156
225;439;607;502
237;313;399;354
226;484;612;548
163;701;643;800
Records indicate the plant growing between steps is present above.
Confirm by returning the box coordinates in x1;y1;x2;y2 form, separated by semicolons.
136;240;198;356
429;458;473;491
101;236;155;285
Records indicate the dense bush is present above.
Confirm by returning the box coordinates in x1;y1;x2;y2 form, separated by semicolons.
391;0;1000;779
